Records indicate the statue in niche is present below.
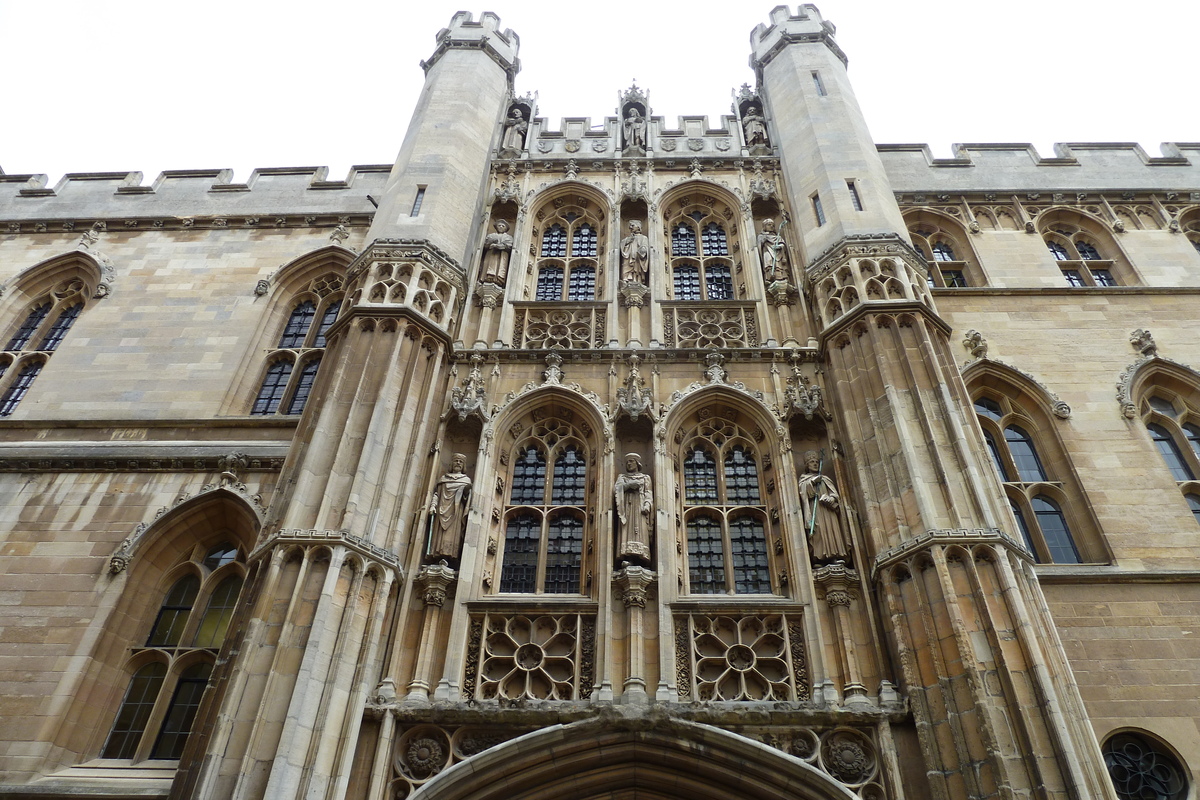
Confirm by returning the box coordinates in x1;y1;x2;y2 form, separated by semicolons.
798;450;851;563
742;105;769;148
500;107;528;153
623;108;647;152
757;218;789;283
614;453;653;563
480;219;514;286
620;220;650;284
426;453;472;562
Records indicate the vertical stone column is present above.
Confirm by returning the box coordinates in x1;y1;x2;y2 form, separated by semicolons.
812;562;868;705
404;562;457;703
612;565;656;702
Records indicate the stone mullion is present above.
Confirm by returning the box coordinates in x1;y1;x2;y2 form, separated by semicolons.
262;546;350;798
331;568;396;800
227;548;315;800
304;562;370;797
881;565;954;800
993;554;1119;799
961;551;1061;796
185;547;288;800
911;315;1007;529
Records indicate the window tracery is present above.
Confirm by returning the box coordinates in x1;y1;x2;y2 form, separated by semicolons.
1139;388;1200;522
1102;730;1187;800
498;414;591;595
1038;210;1134;287
251;274;343;416
679;413;774;594
906;212;983;288
530;203;604;302
972;392;1088;563
102;542;246;761
667;203;736;301
0;277;90;416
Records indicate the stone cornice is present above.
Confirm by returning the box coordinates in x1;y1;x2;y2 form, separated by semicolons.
2;213;372;233
804;232;925;278
872;527;1032;579
750;29;848;72
450;347;822;365
249;528;404;577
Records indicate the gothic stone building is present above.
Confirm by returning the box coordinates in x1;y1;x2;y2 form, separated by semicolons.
2;6;1199;800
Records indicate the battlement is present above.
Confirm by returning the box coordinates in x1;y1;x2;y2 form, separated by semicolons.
749;4;845;70
528;114;742;158
422;11;520;77
0;165;390;222
879;142;1200;193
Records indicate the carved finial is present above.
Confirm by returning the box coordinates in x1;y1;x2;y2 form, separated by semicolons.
615;353;653;421
963;329;988;360
543;350;564;385
1130;329;1157;358
450;354;489;422
783;356;826;421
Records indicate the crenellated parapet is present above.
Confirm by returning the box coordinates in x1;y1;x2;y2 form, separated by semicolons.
421;11;520;81
749;4;846;73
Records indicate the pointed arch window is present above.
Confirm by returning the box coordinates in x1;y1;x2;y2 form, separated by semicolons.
251;274;343;416
907;221;977;288
668;204;736;300
1139;391;1200;521
530;205;605;301
1042;219;1130;286
680;415;775;594
499;415;591;595
102;542;246;762
972;390;1091;564
0;277;91;416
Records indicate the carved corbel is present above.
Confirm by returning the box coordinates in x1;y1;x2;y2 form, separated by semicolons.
612;563;657;608
415;561;457;607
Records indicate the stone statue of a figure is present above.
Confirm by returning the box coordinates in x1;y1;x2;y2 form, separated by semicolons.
620;220;650;284
757;218;789;283
798;450;851;563
501;107;528;153
623;108;647;151
614;453;653;562
427;453;472;561
480;220;514;286
742;105;768;148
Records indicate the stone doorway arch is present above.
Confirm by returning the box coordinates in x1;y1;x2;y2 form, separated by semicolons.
410;717;859;800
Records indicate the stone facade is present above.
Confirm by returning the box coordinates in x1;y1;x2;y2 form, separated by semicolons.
1;6;1198;800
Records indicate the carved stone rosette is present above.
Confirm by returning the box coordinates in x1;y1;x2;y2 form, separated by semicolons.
674;613;808;701
464;612;595;701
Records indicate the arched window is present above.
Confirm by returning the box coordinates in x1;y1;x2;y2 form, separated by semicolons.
972;391;1090;564
906;215;981;287
1139;390;1200;520
668;205;736;300
530;202;604;301
680;413;774;594
101;542;246;762
251;273;343;416
0;277;91;416
1102;730;1188;800
1040;214;1133;286
499;414;591;594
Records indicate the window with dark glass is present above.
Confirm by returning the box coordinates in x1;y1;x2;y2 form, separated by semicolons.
500;417;590;595
681;418;773;595
1062;269;1086;287
532;209;602;301
252;282;341;416
0;361;43;417
1076;241;1101;260
1047;242;1070;261
0;278;92;416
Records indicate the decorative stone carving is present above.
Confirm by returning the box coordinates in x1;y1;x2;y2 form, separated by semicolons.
480;219;514;286
618;280;650;308
514;307;605;349
820;728;877;786
757;218;789;283
1130;328;1157;357
961;357;1071;419
747;160;777;201
783;356;827;421
614;454;653;563
564;139;581;153
614;354;653;421
799;450;851;564
493;162;522;205
329;224;350;245
962;329;988;360
426;453;472;561
813;561;859;608
619;220;650;284
499;107;528;155
675;613;808;701
742;105;769;151
542;350;564;385
704;351;727;385
254;279;270;296
665;307;758;349
466;613;593;700
415;560;457;607
474;282;504;309
623;108;647;153
659;138;677;152
620;163;648;203
449;353;489;422
612;563;656;608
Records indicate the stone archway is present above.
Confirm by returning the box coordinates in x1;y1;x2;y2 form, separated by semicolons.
411;717;858;800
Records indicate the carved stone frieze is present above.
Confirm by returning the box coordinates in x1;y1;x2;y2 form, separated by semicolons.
664;305;758;348
512;305;606;349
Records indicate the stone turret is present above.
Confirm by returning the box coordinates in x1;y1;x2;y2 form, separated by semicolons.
750;4;907;257
367;12;520;267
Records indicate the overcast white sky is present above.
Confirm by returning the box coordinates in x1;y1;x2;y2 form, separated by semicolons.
1;0;1194;185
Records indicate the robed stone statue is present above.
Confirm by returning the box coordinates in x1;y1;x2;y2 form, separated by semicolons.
480;220;514;286
614;453;653;563
620;220;650;284
798;450;851;563
427;453;472;561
